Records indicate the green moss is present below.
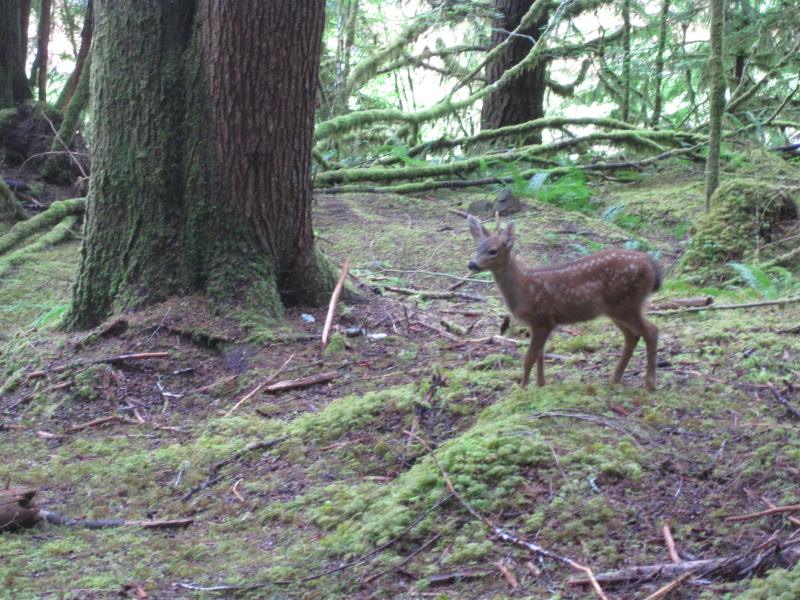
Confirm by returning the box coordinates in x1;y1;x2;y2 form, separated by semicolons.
677;179;798;281
736;561;800;599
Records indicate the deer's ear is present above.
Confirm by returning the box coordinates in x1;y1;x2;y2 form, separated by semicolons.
504;222;515;249
467;215;487;241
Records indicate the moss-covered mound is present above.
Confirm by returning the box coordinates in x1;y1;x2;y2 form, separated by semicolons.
677;179;798;281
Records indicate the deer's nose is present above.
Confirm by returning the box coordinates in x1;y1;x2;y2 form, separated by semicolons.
468;261;479;272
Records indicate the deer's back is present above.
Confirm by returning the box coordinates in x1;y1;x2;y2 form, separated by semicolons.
519;249;658;326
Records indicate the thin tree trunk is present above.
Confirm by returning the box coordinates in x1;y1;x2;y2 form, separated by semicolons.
621;0;632;123
480;0;549;145
19;0;31;67
705;0;726;209
55;0;92;110
0;0;33;107
67;0;333;329
36;0;52;101
650;0;670;128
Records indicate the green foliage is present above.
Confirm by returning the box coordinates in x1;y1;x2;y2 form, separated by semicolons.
536;170;594;214
728;262;798;299
735;561;800;599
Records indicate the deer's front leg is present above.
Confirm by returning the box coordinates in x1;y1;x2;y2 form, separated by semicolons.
521;326;551;388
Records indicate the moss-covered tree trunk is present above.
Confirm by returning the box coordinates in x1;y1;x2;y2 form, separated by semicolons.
67;0;333;330
55;0;92;111
650;0;670;128
480;0;549;145
621;0;632;123
705;0;726;210
0;0;33;107
34;0;52;101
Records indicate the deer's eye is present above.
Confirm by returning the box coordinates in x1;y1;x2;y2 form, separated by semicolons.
487;249;498;256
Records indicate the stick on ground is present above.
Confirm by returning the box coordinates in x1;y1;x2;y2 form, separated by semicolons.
322;258;350;348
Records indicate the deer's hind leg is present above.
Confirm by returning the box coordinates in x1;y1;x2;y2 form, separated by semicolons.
609;317;640;385
610;312;658;391
522;326;552;388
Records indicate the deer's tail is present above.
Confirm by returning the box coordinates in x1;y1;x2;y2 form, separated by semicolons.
649;255;662;292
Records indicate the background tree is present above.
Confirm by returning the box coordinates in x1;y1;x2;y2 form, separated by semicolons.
706;0;726;209
67;0;333;329
480;0;550;144
0;0;33;107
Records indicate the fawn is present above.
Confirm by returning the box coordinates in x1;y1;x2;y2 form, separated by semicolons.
467;215;660;390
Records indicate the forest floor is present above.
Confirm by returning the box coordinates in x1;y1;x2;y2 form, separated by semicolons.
2;155;800;599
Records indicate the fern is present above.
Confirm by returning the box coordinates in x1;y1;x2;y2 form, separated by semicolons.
727;262;799;299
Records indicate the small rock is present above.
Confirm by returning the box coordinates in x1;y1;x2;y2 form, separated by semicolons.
300;313;316;323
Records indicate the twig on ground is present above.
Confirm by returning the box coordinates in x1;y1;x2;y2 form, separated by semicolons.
763;497;800;527
662;524;680;563
322;258;350;348
25;352;170;383
407;431;609;600
650;296;800;316
382;284;483;302
725;504;800;523
362;533;442;586
177;493;452;592
40;510;192;529
231;479;245;503
224;353;296;417
528;411;644;447
181;437;289;502
765;381;800;419
642;572;694;600
263;371;338;394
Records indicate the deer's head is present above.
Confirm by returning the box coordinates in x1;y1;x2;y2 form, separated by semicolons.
467;215;515;273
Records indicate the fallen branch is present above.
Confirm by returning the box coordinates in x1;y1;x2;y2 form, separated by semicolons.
569;540;800;586
264;371;338;394
181;437;289;502
764;497;800;527
764;381;800;420
322;258;350;348
642;572;694;600
725;504;800;523
407;431;609;600
25;352;170;383
177;493;452;592
650;297;800;316
224;353;295;416
40;510;192;529
0;197;85;256
662;524;680;563
382;284;483;302
651;296;713;311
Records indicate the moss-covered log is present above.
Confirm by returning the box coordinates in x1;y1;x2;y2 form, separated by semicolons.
316;128;701;186
0;214;79;276
67;1;334;330
0;178;27;224
0;197;84;254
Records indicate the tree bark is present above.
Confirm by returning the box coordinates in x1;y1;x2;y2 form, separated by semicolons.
480;0;549;145
705;0;726;210
621;0;632;123
650;0;670;128
67;0;333;329
0;0;33;107
55;0;92;111
35;0;52;101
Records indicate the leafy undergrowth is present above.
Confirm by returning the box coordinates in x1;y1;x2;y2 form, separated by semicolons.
2;163;800;599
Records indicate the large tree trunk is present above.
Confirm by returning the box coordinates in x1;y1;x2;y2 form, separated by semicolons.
705;0;726;210
480;0;549;145
55;0;92;110
0;0;33;107
67;0;334;329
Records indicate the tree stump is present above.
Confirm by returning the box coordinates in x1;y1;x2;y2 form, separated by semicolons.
0;486;40;531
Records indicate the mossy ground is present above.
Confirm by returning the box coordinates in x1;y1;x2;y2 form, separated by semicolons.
2;158;800;599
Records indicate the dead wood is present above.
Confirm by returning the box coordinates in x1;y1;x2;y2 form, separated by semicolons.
177;493;452;592
39;510;192;529
651;296;713;311
725;504;800;523
408;432;609;600
24;352;170;383
181;437;289;502
0;486;39;531
650;296;800;316
322;258;350;348
264;371;338;394
382;284;483;302
764;382;800;419
569;541;800;587
224;353;295;416
764;497;800;527
642;572;694;600
662;524;680;563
